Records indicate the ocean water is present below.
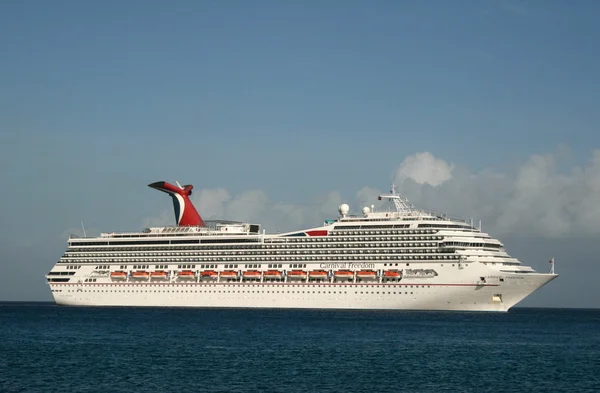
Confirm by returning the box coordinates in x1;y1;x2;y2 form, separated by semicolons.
0;304;599;393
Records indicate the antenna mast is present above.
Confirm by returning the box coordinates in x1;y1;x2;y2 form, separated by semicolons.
81;221;87;237
377;182;414;213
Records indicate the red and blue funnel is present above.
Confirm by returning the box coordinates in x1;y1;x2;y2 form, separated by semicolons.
148;181;205;227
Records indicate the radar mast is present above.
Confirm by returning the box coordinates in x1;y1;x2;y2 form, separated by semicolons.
377;183;414;213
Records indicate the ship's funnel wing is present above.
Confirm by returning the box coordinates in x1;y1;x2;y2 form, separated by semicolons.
148;181;205;227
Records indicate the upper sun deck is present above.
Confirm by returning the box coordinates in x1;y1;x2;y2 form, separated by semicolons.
69;221;262;240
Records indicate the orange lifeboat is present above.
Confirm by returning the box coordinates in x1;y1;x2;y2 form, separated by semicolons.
220;270;238;278
383;270;401;278
309;270;328;278
356;270;377;279
178;270;197;280
200;270;217;279
131;271;150;280
263;270;282;278
243;270;262;277
334;270;354;278
151;270;169;280
110;271;127;280
287;270;306;280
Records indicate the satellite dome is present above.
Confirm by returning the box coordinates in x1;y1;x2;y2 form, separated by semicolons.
362;206;371;216
338;204;350;217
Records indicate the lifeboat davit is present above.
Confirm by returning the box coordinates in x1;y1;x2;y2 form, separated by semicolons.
356;270;377;279
334;270;354;278
263;270;282;278
110;271;127;281
383;270;401;278
131;271;150;280
151;270;169;280
287;270;306;280
178;270;197;280
309;270;328;278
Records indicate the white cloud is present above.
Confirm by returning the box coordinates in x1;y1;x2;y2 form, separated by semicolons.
394;152;454;187
141;149;600;239
194;188;230;220
227;190;268;223
270;191;343;232
141;209;173;229
393;150;600;238
355;186;381;207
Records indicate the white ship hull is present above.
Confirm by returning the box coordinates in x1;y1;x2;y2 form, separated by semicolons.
50;270;556;312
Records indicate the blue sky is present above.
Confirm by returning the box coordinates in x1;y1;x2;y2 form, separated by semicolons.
1;1;599;305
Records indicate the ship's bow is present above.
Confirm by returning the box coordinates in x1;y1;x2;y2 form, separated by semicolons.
501;273;558;310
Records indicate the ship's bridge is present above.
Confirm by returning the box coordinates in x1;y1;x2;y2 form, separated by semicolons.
333;183;477;229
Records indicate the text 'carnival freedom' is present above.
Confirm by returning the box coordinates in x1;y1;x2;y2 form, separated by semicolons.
319;263;375;269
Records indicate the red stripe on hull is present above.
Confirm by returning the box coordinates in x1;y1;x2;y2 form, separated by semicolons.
306;230;328;236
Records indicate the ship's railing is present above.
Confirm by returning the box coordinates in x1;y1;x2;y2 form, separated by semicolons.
87;225;260;239
70;226;260;239
343;210;474;226
395;209;472;224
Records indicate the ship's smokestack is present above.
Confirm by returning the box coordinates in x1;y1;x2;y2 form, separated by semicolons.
148;181;205;227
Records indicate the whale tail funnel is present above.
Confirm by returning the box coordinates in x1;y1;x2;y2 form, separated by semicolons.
148;181;205;227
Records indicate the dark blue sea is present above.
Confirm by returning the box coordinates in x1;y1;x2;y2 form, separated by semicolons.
0;304;599;393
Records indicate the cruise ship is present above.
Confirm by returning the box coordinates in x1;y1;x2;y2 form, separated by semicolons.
46;181;558;311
